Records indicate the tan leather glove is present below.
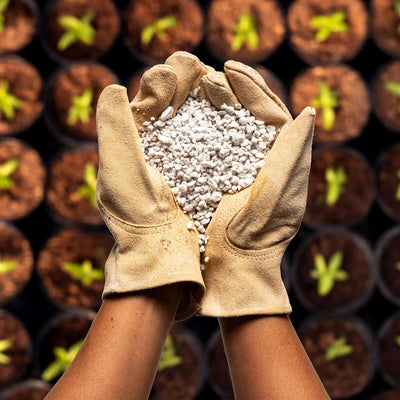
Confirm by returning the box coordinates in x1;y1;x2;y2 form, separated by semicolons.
198;61;316;317
96;52;210;320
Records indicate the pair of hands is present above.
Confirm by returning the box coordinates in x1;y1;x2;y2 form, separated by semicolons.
95;52;315;320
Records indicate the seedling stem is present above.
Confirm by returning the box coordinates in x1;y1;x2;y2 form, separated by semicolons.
141;16;178;45
310;11;349;42
311;81;339;131
76;162;98;210
325;167;347;206
231;14;259;51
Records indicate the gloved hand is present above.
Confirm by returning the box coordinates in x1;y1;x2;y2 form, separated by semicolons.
96;52;210;320
198;60;316;317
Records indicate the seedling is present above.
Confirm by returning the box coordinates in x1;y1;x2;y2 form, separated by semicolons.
325;337;353;361
157;334;182;372
325;167;347;206
231;14;259;51
310;252;348;297
310;11;349;42
0;81;21;121
57;11;96;51
311;81;339;131
396;261;400;271
76;163;98;210
0;339;12;364
68;89;93;125
394;1;400;34
42;339;83;382
61;259;103;286
141;16;178;46
0;254;17;274
396;170;400;201
0;158;19;190
396;335;400;348
0;0;9;33
385;81;400;112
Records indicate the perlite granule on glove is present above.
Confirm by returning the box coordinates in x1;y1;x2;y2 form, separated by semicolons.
140;88;278;269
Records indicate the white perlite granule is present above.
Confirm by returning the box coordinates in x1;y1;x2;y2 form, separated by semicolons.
140;89;278;269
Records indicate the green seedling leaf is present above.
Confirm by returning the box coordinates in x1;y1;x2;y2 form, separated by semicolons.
76;162;98;210
385;81;400;113
61;259;104;286
68;89;93;125
396;261;400;271
0;158;19;191
310;251;348;297
0;81;21;121
0;0;9;33
141;15;178;45
231;14;259;51
57;11;96;51
0;254;17;274
325;167;347;206
396;335;400;348
394;1;400;34
310;81;339;131
325;337;353;361
42;339;83;382
396;170;400;201
0;338;12;364
310;11;349;42
157;334;182;372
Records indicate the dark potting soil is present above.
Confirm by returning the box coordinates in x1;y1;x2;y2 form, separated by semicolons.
37;228;113;309
206;0;285;63
303;147;374;227
374;60;400;134
300;318;371;398
371;0;400;57
295;231;372;311
0;57;43;136
0;0;37;54
0;312;31;389
45;0;120;61
124;0;203;63
45;147;102;226
49;63;118;142
0;223;33;304
3;387;49;400
287;0;367;65
371;391;400;400
0;139;45;221
290;64;370;144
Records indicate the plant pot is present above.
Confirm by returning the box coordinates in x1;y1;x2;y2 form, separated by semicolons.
287;0;368;65
0;310;32;389
46;62;119;145
370;390;400;400
373;60;400;134
375;143;400;223
293;229;374;313
0;222;33;305
45;145;103;226
0;56;43;136
42;0;120;64
253;65;286;103
375;226;400;308
0;138;45;221
206;329;234;400
371;0;400;58
377;311;400;388
299;315;374;399
150;324;205;400
289;64;370;144
0;0;38;54
123;0;204;65
303;146;374;228
205;0;285;64
0;379;50;400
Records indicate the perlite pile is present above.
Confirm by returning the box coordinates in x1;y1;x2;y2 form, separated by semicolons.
140;89;278;269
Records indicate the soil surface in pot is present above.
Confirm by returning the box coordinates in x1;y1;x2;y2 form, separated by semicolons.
0;312;31;389
0;57;43;136
0;223;33;304
46;147;102;226
37;228;113;309
374;61;400;134
206;0;285;63
124;0;203;63
295;231;372;311
290;65;370;144
49;63;118;142
0;0;37;54
300;318;371;398
3;387;49;400
288;0;367;65
303;147;374;227
0;139;45;221
45;0;120;61
371;0;400;57
371;391;400;400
